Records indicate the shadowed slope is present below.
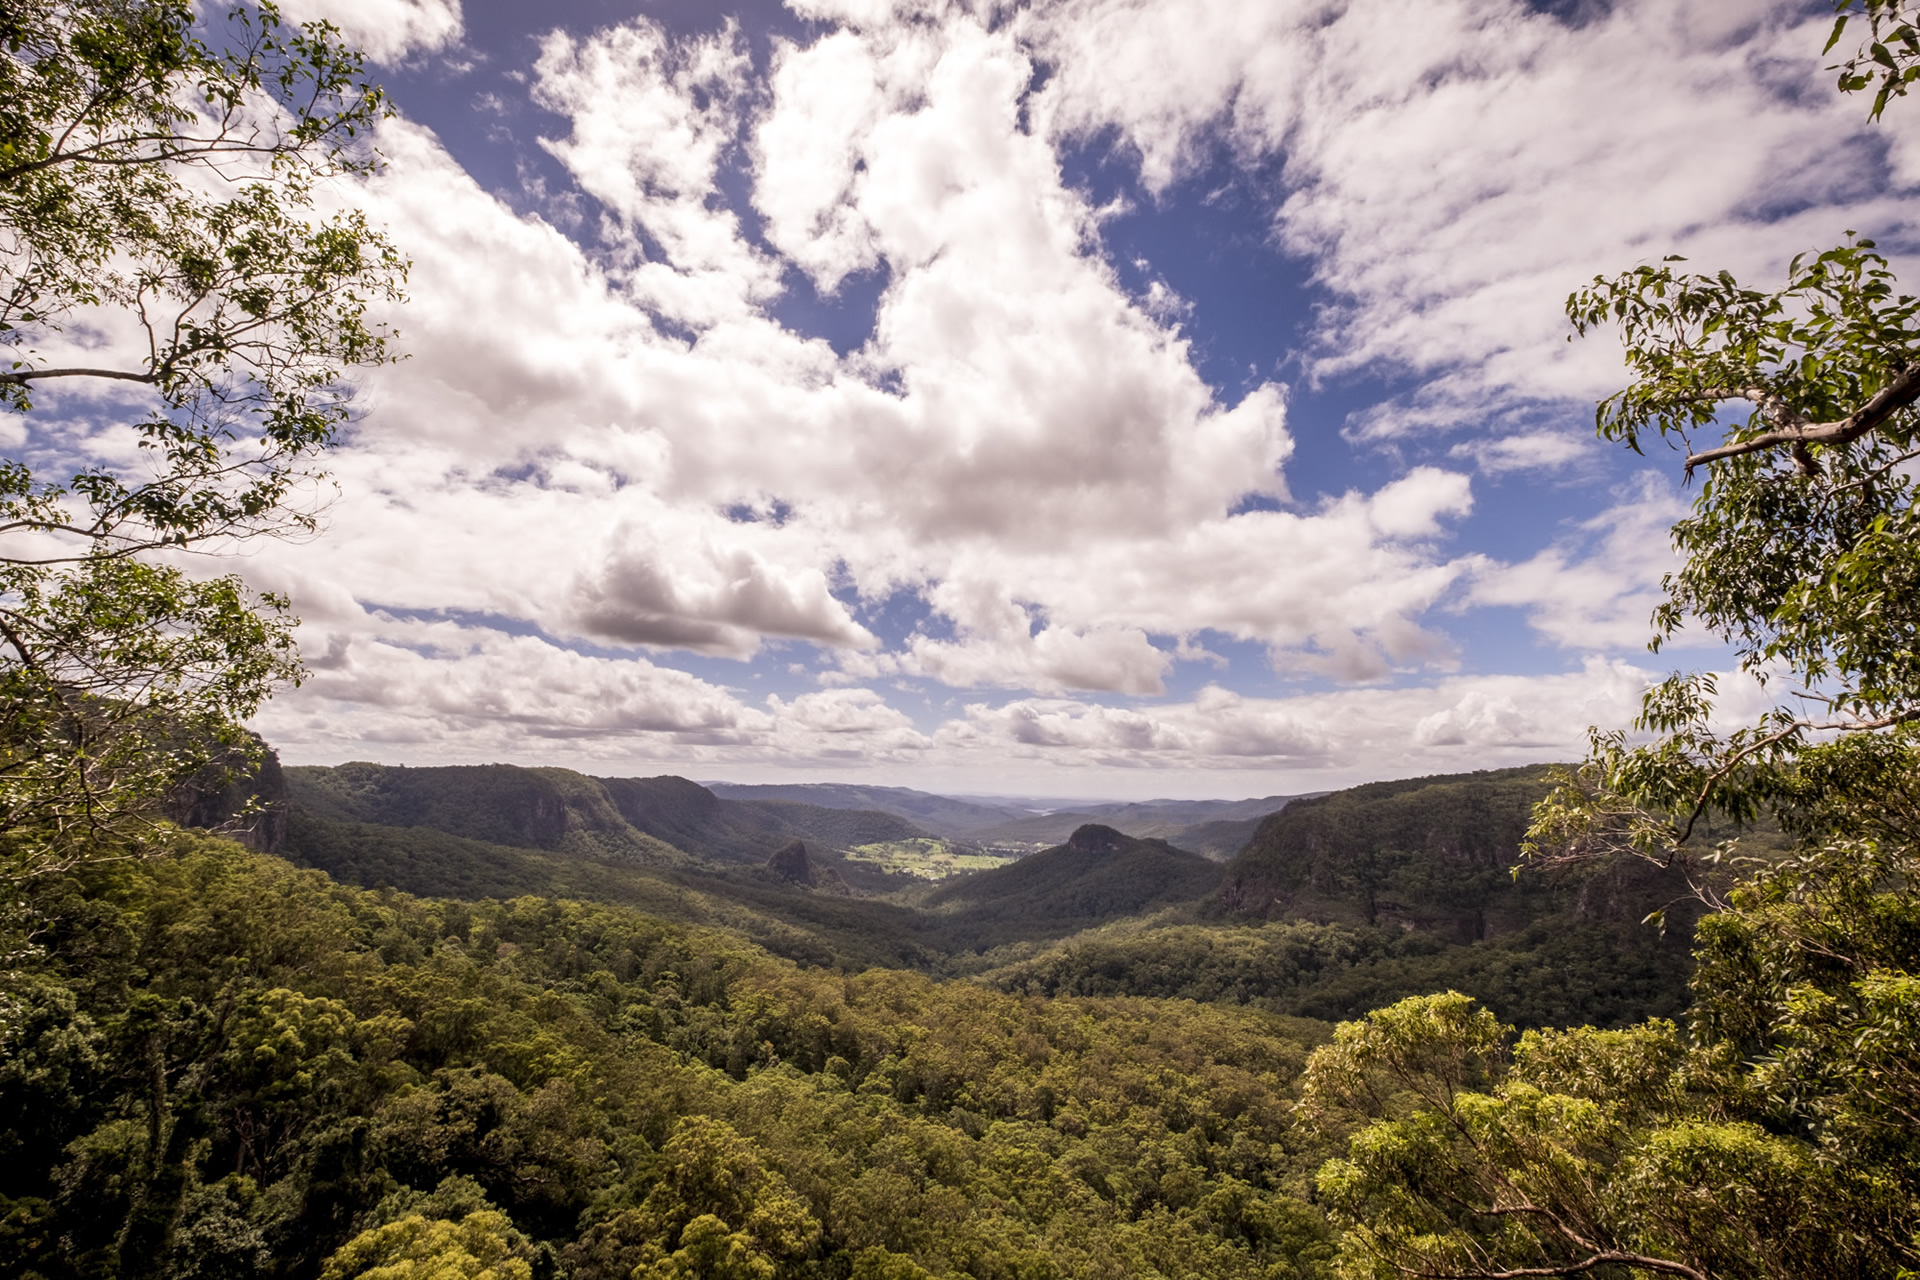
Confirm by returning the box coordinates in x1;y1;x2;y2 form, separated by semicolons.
704;781;1028;835
595;775;927;864
924;824;1225;949
286;762;682;864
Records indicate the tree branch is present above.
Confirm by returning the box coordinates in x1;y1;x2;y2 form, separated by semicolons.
1400;1251;1708;1280
1683;363;1920;474
1681;385;1805;432
0;366;156;387
1671;707;1920;845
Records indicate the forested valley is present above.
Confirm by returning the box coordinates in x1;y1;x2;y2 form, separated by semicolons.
0;760;1704;1279
7;1;1920;1278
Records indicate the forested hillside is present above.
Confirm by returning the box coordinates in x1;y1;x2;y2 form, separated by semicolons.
0;757;1772;1279
923;825;1225;948
269;762;1698;1031
1;840;1335;1279
281;804;955;972
0;741;1875;1280
291;766;928;870
965;771;1696;1030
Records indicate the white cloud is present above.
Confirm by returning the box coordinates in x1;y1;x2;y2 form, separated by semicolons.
1027;0;1917;433
251;11;1483;712
274;0;462;63
815;463;1479;694
1450;430;1594;476
771;687;902;733
1469;472;1687;650
257;608;933;766
267;611;765;751
1023;0;1317;193
533;19;782;328
941;657;1653;775
904;623;1175;696
573;533;877;656
205;0;1881;788
753;30;895;292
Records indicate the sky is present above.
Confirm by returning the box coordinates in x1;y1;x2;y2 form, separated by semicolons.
31;0;1920;799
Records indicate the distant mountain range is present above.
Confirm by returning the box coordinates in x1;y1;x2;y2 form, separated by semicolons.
215;757;1700;1027
702;781;1027;836
703;779;1306;856
280;763;1298;891
284;762;944;895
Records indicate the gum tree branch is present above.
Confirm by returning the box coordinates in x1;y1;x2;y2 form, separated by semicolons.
1683;363;1920;474
0;366;156;386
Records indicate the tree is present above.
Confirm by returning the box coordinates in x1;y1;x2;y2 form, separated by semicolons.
1302;993;1893;1280
567;1117;821;1280
0;1;405;881
1528;2;1920;870
321;1211;535;1280
1309;6;1920;1276
1527;233;1920;865
1305;824;1920;1276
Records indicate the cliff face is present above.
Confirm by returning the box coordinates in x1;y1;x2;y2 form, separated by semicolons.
1217;767;1695;941
166;738;289;853
763;839;851;894
282;763;682;865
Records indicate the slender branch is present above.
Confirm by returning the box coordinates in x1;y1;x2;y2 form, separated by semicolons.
1400;1250;1708;1280
1831;445;1920;494
0;139;299;179
0;611;43;674
1680;385;1805;431
1683;364;1920;474
0;366;155;387
1672;708;1920;845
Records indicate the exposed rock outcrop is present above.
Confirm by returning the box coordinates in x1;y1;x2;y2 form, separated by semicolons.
165;737;289;853
765;839;850;894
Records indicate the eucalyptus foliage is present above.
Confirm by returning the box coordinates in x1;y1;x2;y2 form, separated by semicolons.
0;839;1337;1279
1303;991;1894;1280
1828;0;1920;120
1305;780;1920;1278
1529;235;1920;863
1529;0;1920;863
1306;9;1920;1276
0;1;405;876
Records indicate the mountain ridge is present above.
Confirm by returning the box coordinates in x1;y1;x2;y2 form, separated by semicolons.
253;757;1705;1027
921;823;1226;949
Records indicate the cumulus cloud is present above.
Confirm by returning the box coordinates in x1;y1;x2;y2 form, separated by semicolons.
1470;472;1687;650
275;0;462;63
942;657;1654;776
533;19;783;327
764;688;933;760
257;608;928;767
207;0;1880;788
753;29;894;292
904;623;1175;696
1450;430;1595;476
256;10;1475;705
267;611;764;749
1026;0;1916;432
574;535;876;657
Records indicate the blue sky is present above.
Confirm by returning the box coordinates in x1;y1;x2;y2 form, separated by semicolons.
151;0;1917;797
